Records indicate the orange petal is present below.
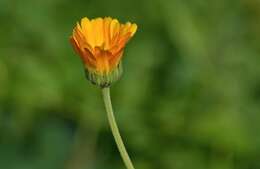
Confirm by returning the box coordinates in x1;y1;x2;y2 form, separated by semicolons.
82;48;96;69
81;17;95;48
94;47;110;74
109;48;124;70
129;24;137;36
70;37;83;57
73;27;93;54
103;17;112;50
110;19;120;42
91;18;104;47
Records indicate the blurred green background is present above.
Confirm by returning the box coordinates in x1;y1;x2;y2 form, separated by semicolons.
1;0;260;169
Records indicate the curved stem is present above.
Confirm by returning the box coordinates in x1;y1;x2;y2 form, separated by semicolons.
102;87;135;169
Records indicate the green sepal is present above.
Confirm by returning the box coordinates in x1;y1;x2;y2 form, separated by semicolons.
85;63;123;88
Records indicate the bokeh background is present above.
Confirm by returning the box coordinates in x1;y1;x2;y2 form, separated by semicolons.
1;0;260;169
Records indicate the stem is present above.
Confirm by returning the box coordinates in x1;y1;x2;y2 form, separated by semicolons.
102;87;135;169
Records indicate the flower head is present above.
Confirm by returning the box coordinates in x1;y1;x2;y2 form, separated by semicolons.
70;17;137;87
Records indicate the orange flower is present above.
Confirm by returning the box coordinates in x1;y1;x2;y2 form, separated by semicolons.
70;17;137;87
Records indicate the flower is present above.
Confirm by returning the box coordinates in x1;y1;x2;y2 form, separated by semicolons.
70;17;137;87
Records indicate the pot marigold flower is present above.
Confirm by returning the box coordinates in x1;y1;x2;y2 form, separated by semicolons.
70;17;137;87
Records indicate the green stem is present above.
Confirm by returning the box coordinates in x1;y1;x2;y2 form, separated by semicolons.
102;87;135;169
